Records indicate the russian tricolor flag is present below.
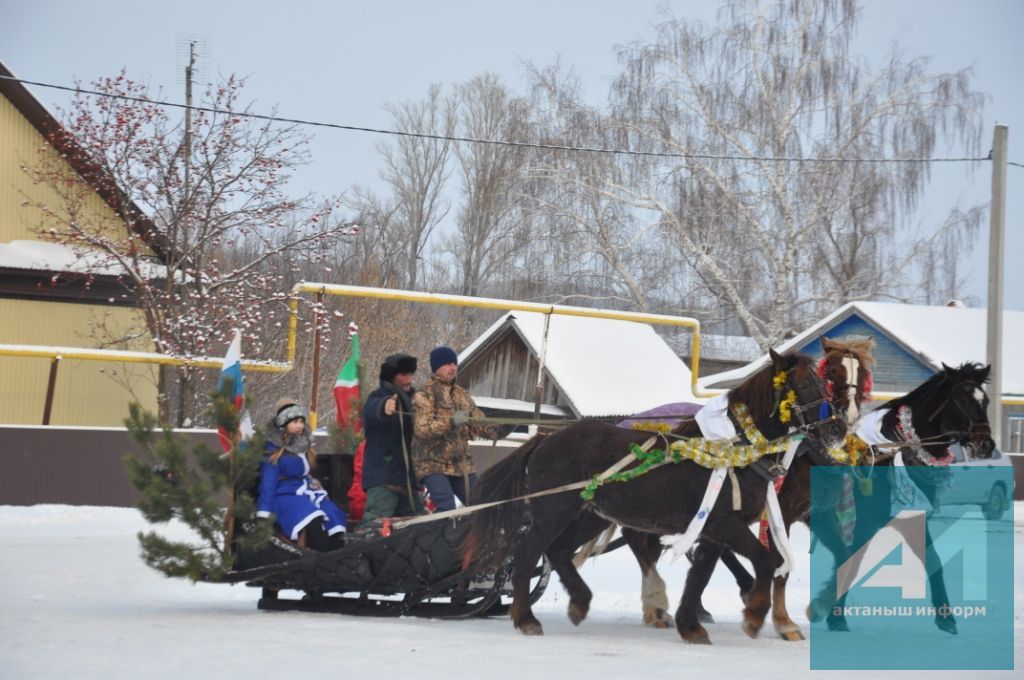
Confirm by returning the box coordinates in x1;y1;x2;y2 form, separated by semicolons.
217;329;255;453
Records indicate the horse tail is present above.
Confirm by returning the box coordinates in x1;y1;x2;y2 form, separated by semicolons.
461;433;546;572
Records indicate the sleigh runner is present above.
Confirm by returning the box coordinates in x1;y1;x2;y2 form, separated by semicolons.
222;512;551;618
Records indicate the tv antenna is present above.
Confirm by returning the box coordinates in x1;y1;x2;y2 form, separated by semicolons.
174;35;210;217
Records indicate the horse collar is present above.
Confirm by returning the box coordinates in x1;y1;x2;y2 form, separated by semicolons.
895;405;953;466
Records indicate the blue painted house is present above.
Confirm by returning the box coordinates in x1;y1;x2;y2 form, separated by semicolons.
700;302;1024;451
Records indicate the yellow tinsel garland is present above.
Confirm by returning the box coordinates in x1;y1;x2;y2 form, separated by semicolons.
827;433;869;465
580;402;793;500
666;402;791;468
778;390;798;424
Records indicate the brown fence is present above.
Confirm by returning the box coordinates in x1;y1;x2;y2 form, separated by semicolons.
0;425;521;508
1;425;1021;507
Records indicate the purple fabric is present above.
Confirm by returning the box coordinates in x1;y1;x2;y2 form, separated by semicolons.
616;402;703;430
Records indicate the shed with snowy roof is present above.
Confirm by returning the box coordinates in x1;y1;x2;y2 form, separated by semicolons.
457;311;702;420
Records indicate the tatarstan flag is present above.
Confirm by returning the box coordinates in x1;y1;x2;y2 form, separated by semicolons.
334;326;361;432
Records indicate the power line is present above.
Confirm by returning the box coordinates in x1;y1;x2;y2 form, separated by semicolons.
2;73;1018;168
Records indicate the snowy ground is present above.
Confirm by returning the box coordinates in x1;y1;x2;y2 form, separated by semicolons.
1;504;1020;679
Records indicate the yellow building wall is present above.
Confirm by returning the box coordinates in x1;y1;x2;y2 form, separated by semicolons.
2;90;160;425
0;298;158;425
1;92;127;243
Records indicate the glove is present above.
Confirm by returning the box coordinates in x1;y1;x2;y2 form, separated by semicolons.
452;410;470;428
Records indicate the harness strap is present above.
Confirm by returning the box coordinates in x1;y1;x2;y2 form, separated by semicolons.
389;436;660;531
728;467;742;511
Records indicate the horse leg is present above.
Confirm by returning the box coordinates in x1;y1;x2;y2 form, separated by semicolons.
766;520;804;641
720;548;755;603
716;514;777;639
508;542;550;635
507;504;580;636
806;519;853;631
675;541;723;644
548;526;598;626
624;528;673;628
921;525;957;635
771;573;804;641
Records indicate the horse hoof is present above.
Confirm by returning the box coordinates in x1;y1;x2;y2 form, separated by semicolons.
568;603;588;626
935;616;958;635
826;618;850;632
644;609;674;628
807;599;829;623
776;625;805;642
742;620;763;639
681;627;712;645
518;622;544;636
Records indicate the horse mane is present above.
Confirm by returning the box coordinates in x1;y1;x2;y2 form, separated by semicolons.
821;335;876;368
880;361;989;412
728;352;813;418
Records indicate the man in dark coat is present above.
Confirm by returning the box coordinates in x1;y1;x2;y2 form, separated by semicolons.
361;353;424;521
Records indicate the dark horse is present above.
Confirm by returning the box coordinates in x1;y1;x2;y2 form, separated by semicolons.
463;350;847;642
806;361;995;635
673;335;876;642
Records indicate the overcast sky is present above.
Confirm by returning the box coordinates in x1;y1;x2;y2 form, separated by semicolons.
4;0;1022;310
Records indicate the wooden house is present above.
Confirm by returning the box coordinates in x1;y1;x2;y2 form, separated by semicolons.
457;311;701;420
700;301;1024;451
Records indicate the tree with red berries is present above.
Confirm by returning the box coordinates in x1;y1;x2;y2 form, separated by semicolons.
25;72;359;425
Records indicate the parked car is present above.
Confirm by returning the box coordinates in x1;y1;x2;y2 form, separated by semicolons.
941;443;1013;520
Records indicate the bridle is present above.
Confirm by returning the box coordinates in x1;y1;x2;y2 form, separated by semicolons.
927;378;993;448
779;364;845;438
818;350;867;426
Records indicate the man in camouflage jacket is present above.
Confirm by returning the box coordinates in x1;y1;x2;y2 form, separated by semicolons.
412;345;492;511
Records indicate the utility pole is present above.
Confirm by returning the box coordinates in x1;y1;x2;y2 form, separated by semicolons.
184;40;196;206
986;124;1007;448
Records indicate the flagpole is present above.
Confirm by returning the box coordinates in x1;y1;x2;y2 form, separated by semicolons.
224;430;238;552
309;290;325;431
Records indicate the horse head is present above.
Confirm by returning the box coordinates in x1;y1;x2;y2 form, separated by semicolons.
932;362;995;458
818;335;875;426
730;350;847;448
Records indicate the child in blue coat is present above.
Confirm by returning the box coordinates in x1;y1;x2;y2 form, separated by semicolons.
257;399;347;551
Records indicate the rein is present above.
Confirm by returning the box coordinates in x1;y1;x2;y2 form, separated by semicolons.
389;434;666;531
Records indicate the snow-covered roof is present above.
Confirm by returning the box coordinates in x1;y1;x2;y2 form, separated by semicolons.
676;333;762;361
699;301;1024;395
460;311;702;417
471;395;570;418
0;240;166;279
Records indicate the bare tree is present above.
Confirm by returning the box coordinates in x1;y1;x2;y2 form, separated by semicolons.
524;62;677;312
26;72;358;424
597;0;984;348
447;73;532;298
377;84;456;290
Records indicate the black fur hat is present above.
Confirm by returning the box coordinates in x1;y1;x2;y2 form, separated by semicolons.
380;353;418;382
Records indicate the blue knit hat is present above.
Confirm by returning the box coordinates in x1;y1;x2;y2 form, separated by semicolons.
429;346;458;372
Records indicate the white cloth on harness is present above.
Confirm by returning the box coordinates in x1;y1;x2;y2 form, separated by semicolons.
854;407;933;514
854;407;890;446
661;394;737;560
663;394;799;576
694;392;737;441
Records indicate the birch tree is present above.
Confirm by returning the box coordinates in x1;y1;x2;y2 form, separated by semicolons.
377;84;456;290
601;0;984;347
